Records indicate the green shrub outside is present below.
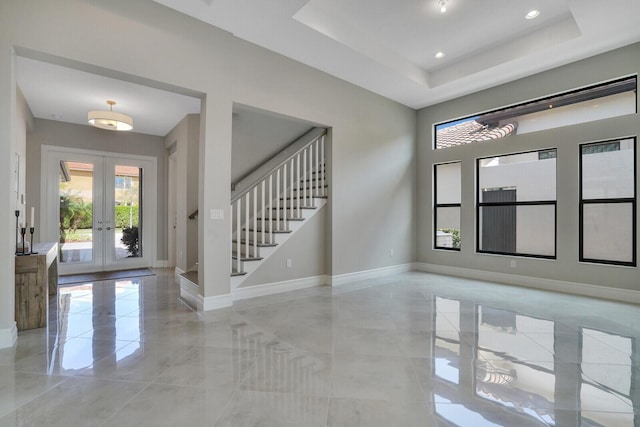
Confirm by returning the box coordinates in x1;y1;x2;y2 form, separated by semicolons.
440;228;461;248
62;204;138;229
115;205;139;228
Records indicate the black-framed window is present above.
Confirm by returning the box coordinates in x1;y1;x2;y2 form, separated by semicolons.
579;138;636;266
476;150;557;258
434;75;637;149
434;162;461;250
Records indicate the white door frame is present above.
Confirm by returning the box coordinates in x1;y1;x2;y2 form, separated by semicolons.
41;145;158;274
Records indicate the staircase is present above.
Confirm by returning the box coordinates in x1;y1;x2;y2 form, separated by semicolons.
231;131;328;289
179;130;328;301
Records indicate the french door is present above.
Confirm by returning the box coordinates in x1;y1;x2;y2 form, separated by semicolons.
43;146;157;275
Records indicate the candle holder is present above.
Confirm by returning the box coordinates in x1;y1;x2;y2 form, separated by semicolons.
18;227;26;256
29;227;38;255
14;210;20;255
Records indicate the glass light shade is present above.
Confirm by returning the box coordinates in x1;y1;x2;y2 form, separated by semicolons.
88;110;133;131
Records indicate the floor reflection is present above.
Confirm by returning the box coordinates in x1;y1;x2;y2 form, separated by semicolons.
430;297;638;426
42;280;144;375
3;271;640;426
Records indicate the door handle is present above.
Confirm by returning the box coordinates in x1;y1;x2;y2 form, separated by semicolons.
106;227;113;231
96;227;103;231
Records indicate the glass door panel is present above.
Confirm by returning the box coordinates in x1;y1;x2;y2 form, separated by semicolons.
103;156;152;271
59;161;94;263
114;165;142;260
54;155;105;274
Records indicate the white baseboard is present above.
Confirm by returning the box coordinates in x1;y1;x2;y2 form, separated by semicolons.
179;275;199;310
153;260;171;268
415;262;640;304
179;274;232;311
231;264;412;301
174;267;186;279
330;263;414;287
233;275;329;301
0;323;18;349
199;293;233;311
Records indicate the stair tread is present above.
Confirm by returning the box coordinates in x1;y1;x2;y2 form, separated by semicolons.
232;255;263;261
256;217;305;221
292;185;328;191
180;271;199;285
232;240;277;247
272;206;317;210
232;182;326;280
245;228;291;233
280;195;327;201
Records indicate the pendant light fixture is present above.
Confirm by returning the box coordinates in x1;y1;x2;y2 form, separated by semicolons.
88;100;133;131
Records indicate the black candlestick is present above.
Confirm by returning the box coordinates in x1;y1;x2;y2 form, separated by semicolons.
20;227;26;255
29;227;38;255
14;210;20;255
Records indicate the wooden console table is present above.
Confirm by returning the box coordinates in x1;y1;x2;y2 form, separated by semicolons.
15;242;58;331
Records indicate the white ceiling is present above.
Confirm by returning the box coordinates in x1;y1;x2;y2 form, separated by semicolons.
153;0;640;109
17;56;202;137
16;0;640;137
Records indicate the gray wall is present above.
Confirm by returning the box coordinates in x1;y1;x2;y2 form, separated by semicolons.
232;105;314;183
417;42;640;291
232;38;417;277
241;207;327;287
15;87;33;227
0;0;416;338
164;114;200;270
26;119;168;259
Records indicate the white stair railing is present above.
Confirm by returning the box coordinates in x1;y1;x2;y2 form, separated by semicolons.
231;133;327;275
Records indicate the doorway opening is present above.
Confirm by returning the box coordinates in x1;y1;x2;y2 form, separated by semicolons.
43;146;157;275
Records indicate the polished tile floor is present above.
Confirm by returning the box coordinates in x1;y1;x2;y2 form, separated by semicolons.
1;269;639;426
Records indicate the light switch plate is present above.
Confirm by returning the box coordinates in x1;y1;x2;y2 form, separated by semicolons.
210;209;224;220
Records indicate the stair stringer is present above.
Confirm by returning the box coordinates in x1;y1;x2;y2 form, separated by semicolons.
231;197;327;290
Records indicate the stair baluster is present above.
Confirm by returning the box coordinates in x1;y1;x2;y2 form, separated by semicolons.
236;198;241;271
245;192;250;260
231;131;327;276
296;153;302;213
321;135;326;195
269;174;273;244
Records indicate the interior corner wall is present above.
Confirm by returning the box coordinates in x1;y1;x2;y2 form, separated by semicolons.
165;114;200;272
232;38;417;277
186;115;200;271
417;42;640;292
15;86;30;223
165;117;187;271
26;119;168;259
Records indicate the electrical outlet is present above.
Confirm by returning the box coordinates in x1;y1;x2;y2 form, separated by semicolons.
389;248;394;257
286;258;292;268
510;260;517;268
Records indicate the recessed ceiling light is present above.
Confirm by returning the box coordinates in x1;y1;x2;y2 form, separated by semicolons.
437;0;448;13
526;10;540;19
435;51;445;59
